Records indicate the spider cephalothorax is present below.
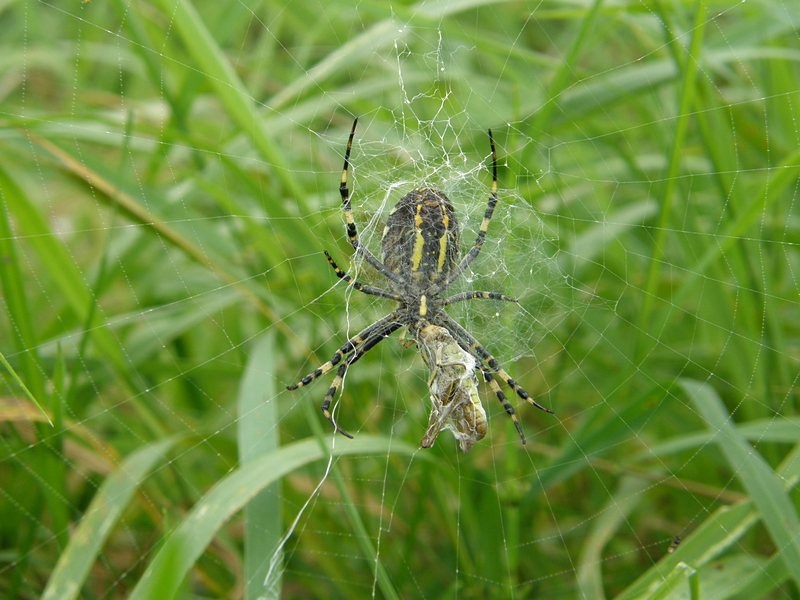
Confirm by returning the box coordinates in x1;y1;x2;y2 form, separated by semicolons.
288;118;552;451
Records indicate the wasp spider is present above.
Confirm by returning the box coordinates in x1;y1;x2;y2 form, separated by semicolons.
288;119;552;449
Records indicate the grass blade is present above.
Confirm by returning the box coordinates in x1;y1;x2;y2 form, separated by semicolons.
41;438;178;600
671;146;800;308
680;378;800;588
302;400;402;600
0;160;130;378
614;502;759;599
648;562;698;600
533;0;604;135
728;552;791;599
24;132;301;346
237;332;281;600
267;19;400;113
149;0;309;211
0;165;44;402
637;0;707;344
128;435;421;600
576;476;649;599
0;350;50;425
617;421;800;599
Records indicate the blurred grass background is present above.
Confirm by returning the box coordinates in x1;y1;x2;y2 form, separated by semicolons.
1;0;800;598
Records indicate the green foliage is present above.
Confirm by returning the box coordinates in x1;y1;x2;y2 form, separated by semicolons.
1;0;799;598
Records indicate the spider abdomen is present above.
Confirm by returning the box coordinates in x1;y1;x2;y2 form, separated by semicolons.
381;188;460;293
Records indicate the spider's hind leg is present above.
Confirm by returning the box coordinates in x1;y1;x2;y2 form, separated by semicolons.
479;366;526;444
321;361;355;438
319;321;404;437
443;317;553;415
287;313;401;391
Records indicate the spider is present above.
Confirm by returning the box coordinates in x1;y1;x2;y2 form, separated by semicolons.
288;118;552;447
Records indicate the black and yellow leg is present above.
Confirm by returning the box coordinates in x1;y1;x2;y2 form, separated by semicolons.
324;251;402;302
480;366;526;444
437;129;500;292
338;118;404;285
443;317;553;415
339;118;358;244
443;291;517;305
319;321;403;438
287;312;400;390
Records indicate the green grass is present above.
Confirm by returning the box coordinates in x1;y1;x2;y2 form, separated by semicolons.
1;0;800;598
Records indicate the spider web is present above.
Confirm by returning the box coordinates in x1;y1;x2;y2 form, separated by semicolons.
1;0;800;599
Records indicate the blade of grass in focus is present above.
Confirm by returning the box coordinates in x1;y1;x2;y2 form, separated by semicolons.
41;438;179;600
681;379;800;588
129;436;421;600
237;332;281;600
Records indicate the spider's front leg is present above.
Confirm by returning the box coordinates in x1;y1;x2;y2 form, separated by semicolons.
324;251;402;302
435;129;500;293
339;119;404;286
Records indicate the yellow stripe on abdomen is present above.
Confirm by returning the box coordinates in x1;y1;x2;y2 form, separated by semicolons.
437;205;449;272
411;203;424;271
